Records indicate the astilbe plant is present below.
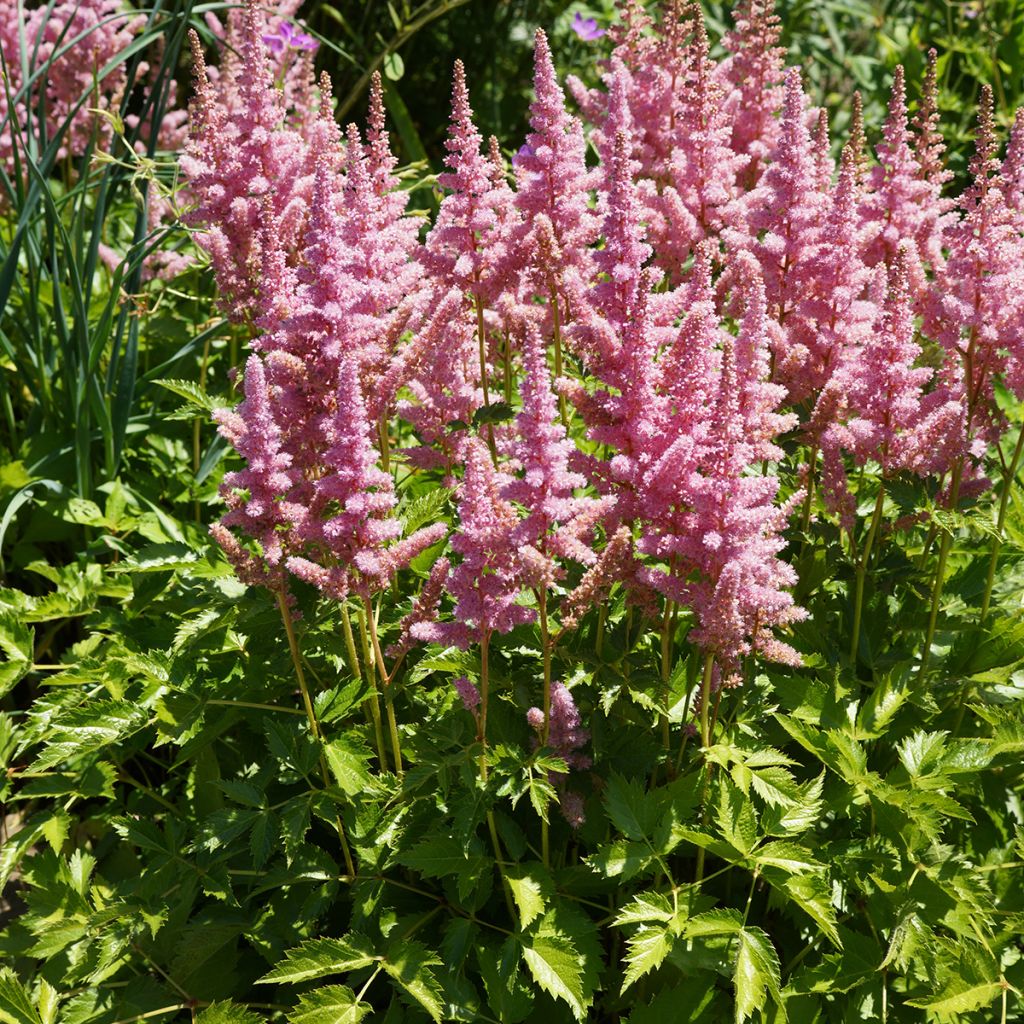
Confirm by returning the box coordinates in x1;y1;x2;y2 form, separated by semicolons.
174;1;1024;1019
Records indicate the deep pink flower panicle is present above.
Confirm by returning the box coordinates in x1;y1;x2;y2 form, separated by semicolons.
1001;108;1024;230
594;125;654;327
214;356;295;570
425;61;515;304
932;88;1024;432
366;70;402;201
790;144;876;405
733;254;796;458
501;324;604;564
734;67;829;396
391;557;451;657
540;682;592;771
716;0;785;185
863;66;948;270
812;108;833;190
657;16;748;275
397;293;484;479
182;0;308;320
285;358;446;599
911;49;953;195
843;249;934;473
436;438;537;646
513;30;600;281
659;246;723;421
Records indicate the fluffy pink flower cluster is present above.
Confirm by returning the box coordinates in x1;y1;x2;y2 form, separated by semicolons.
0;0;188;179
190;0;1024;715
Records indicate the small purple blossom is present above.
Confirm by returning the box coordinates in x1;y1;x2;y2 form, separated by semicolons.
512;143;535;167
453;675;481;713
571;12;605;41
526;706;545;730
262;20;317;56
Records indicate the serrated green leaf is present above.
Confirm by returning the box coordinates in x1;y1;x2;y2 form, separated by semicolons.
622;926;673;992
905;981;1004;1014
521;933;586;1021
506;867;548;930
323;738;375;796
684;909;744;938
381;940;444;1023
258;936;376;984
614;891;675;927
288;986;372;1024
0;610;32;696
734;929;783;1024
154;378;220;413
605;772;659;842
196;1003;265;1024
749;765;803;808
586;839;652;880
715;777;757;857
400;488;451;536
0;969;41;1024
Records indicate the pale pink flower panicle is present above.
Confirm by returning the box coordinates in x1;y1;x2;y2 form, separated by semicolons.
428;439;537;648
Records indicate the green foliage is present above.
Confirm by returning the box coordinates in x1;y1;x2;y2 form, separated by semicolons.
0;464;1021;1021
2;2;1024;1023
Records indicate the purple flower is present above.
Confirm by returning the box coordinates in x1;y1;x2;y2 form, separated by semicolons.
453;675;481;713
262;20;317;56
571;12;605;41
512;143;535;167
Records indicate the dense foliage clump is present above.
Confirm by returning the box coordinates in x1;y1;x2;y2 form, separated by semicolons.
1;2;1024;1023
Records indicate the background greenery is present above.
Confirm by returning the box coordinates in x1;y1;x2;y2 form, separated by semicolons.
1;2;1023;1023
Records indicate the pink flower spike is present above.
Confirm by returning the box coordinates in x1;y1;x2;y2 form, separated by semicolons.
453;675;481;713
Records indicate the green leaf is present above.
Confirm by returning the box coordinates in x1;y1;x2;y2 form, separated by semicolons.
381;940;444;1023
506;866;549;930
586;839;652;880
32;700;148;771
395;834;489;901
715;777;757;858
905;981;1004;1014
473;401;514;426
521;932;586;1021
614;891;675;927
323;738;376;797
733;929;783;1024
196;1003;264;1024
258;936;376;984
154;378;220;413
0;969;41;1024
622;926;673;992
382;51;404;82
400;488;451;536
605;772;659;842
288;986;372;1024
0;611;32;697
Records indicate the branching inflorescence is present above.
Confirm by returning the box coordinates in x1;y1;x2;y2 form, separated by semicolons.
187;0;1024;818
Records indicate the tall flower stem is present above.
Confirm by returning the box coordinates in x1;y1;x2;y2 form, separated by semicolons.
364;597;403;778
478;631;492;770
550;286;568;427
660;598;675;755
277;591;355;877
850;482;886;663
694;653;716;885
537;589;552;868
474;294;497;461
378;415;391;473
920;460;963;679
357;603;390;771
980;425;1024;622
477;631;516;917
